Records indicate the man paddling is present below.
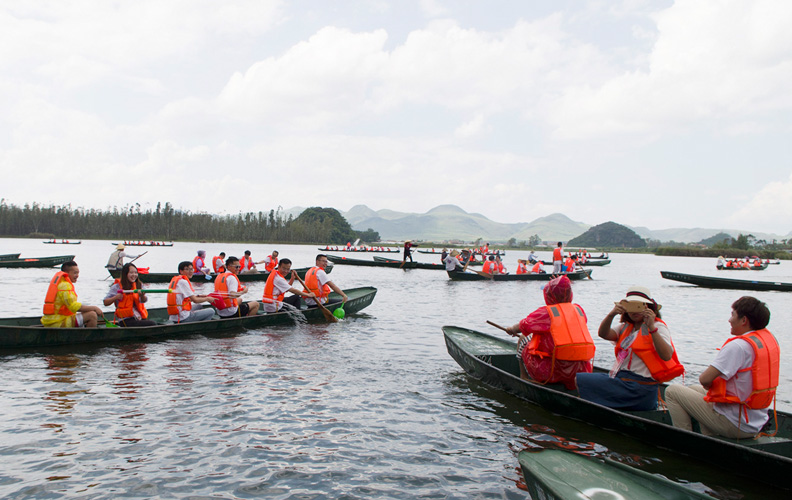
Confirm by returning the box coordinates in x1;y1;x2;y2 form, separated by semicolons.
304;254;347;308
42;261;104;328
167;261;216;323
262;259;315;313
106;244;140;271
213;257;260;317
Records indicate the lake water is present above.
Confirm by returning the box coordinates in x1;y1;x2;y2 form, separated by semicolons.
1;239;790;498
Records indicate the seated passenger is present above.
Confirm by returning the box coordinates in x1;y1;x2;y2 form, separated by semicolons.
103;263;157;327
664;297;778;438
212;252;226;274
262;258;315;313
192;250;210;275
504;276;594;390
515;259;529;275
482;255;497;274
576;286;684;410
213;257;260;317
531;260;545;274
167;261;216;323
42;261;104;328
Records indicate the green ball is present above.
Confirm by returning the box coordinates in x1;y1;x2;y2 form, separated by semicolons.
333;307;345;319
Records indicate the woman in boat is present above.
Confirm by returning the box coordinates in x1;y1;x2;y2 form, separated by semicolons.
504;275;595;390
576;286;684;410
103;263;157;327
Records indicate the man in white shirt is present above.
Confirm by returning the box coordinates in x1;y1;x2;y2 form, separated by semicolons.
262;259;315;313
304;254;348;308
168;261;216;323
214;257;260;317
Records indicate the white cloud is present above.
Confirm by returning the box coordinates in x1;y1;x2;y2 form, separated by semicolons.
728;173;792;234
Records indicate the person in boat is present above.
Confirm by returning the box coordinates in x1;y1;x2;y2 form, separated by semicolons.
213;256;260;317
516;259;529;275
304;254;348;308
262;250;279;272
495;254;507;274
504;275;594;390
576;286;684;411
262;258;316;313
716;256;725;268
192;250;210;275
106;244;140;271
42;261;104;328
403;240;418;263
482;255;498;274
563;255;575;273
531;260;546;274
664;297;779;439
444;250;465;272
440;248;449;263
528;250;537;264
167;261;216;323
552;242;564;274
239;250;263;274
212;252;226;274
103;263;157;327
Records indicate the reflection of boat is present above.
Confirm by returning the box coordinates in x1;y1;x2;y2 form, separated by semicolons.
0;255;75;269
107;266;328;283
43;240;81;244
317;246;399;253
0;287;376;349
661;271;792;292
446;269;591;281
111;242;174;247
443;326;792;489
518;449;712;500
0;253;21;261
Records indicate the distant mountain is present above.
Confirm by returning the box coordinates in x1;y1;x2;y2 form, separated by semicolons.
568;222;646;248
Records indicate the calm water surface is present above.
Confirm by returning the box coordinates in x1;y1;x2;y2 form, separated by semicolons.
1;239;790;498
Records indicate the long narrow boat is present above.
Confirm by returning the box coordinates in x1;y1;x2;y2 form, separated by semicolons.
111;242;174;247
0;253;21;261
317;247;400;253
327;254;446;270
443;326;792;489
578;259;610;266
717;261;768;270
0;255;75;269
447;269;592;281
517;449;712;500
42;240;81;244
108;265;328;283
0;287;376;349
661;271;792;292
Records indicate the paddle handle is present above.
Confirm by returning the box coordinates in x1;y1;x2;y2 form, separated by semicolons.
129;251;148;264
487;320;516;336
295;274;338;323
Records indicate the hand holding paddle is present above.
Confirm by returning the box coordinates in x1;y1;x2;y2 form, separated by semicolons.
487;320;517;336
295;274;338;323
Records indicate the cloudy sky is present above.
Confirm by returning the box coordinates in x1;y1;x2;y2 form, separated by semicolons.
2;0;791;235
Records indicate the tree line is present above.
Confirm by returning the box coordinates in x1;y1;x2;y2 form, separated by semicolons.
0;200;380;244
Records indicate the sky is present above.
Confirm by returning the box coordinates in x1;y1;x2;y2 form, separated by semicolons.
2;0;792;236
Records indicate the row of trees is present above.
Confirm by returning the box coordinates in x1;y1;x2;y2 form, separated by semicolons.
0;200;379;244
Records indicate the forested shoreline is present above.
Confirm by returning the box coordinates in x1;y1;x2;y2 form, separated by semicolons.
0;200;379;244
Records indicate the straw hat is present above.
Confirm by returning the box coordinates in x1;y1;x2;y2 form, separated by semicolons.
116;244;125;250
450;250;460;257
624;285;661;309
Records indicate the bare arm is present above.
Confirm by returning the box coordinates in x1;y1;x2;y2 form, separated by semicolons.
598;305;624;341
699;366;724;389
326;280;348;303
642;310;673;361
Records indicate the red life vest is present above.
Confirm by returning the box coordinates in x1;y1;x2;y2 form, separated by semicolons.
527;303;595;362
564;258;574;270
553;248;563;261
482;261;496;274
167;275;194;317
43;272;75;316
241;256;254;271
263;270;286;305
531;262;543;273
212;256;225;273
614;319;684;382
265;255;278;272
704;329;779;410
303;267;331;301
516;263;528;275
214;272;242;309
113;279;148;321
192;256;205;272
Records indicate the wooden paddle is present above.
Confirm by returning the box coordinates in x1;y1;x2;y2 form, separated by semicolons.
294;275;338;323
486;320;516;336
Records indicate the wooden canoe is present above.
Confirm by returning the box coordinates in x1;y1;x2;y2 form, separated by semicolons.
0;255;75;269
443;326;792;489
111;242;174;247
446;269;592;281
0;253;21;261
578;259;610;266
0;287;376;349
661;271;792;292
42;241;81;244
518;449;712;500
327;255;446;270
716;263;768;270
317;247;400;253
108;265;329;283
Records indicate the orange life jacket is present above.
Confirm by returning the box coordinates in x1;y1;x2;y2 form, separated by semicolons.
113;279;148;321
192;256;205;272
704;329;779;410
564;258;574;270
167;275;194;317
43;272;75;316
496;261;505;273
241;256;254;270
614;319;684;382
303;267;331;301
212;256;225;273
527;303;595;362
531;262;543;273
263;270;286;304
553;248;563;261
516;263;527;275
482;261;496;274
265;255;278;272
214;272;242;309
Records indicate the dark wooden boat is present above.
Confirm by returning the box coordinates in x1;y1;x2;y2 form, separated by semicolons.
0;287;376;349
661;271;792;292
317;247;400;253
0;255;75;269
42;240;81;244
327;254;445;270
446;269;592;281
107;265;328;283
716;262;768;270
579;259;610;266
111;242;174;247
0;253;21;261
443;326;792;490
518;449;712;500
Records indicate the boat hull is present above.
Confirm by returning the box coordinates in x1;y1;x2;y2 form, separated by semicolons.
0;253;21;261
0;255;75;268
108;265;328;283
661;271;792;292
327;255;445;270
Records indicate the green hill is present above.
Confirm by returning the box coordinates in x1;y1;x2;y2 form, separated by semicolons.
568;221;647;248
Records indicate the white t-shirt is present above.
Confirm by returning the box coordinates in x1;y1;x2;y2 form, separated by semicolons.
169;278;200;322
263;273;292;313
710;336;768;433
611;322;672;379
304;269;330;305
444;255;461;271
217;274;240;317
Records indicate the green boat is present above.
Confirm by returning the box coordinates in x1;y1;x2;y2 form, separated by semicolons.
107;265;329;283
0;255;75;269
317;246;400;253
717;262;768;270
518;449;712;500
0;287;376;349
327;254;445;270
443;326;792;489
661;271;792;292
446;269;592;281
579;259;610;266
0;253;21;261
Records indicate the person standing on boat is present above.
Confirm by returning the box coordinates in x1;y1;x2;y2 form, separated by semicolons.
304;254;348;308
42;261;104;328
192;250;210;275
103;263;157;327
213;257;259;317
576;286;684;411
552;242;564;274
167;261;216;323
503;275;595;390
106;244;140;271
402;240;418;263
212;252;226;274
262;259;315;313
664;297;779;439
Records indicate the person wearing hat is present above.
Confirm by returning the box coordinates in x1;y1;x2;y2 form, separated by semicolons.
106;244;140;271
516;259;529;275
576;285;684;410
443;250;465;272
402;240;418;264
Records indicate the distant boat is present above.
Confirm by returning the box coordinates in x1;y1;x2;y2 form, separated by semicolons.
112;241;174;247
0;255;75;268
43;240;81;245
661;271;792;292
